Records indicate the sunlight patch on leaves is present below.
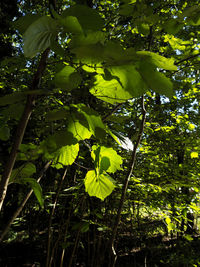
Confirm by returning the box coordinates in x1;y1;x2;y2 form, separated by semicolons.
84;170;115;201
52;144;79;169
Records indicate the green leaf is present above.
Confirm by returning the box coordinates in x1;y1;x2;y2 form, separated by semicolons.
23;16;57;58
44;130;78;154
77;104;107;139
59;16;83;34
1;103;24;120
188;124;195;131
91;145;123;174
45;108;70;121
0;92;26;106
84;170;115;200
10;163;36;183
164;19;183;34
90;65;146;104
191;152;198;159
70;31;106;48
13;14;42;34
136;51;177;71
67;116;92;141
0;126;10;141
72;43;104;64
55;66;82;91
184;234;193;241
139;62;173;97
61;5;104;31
22;178;44;208
52;144;79;169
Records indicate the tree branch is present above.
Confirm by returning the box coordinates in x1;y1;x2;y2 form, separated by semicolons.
175;53;200;65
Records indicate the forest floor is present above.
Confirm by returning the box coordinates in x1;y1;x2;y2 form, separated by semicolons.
0;234;200;266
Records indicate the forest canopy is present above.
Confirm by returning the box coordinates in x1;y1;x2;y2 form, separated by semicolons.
0;0;200;266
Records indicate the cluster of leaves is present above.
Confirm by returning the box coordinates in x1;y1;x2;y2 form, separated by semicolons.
0;0;200;266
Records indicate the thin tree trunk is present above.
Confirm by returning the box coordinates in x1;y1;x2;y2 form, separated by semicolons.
0;48;50;212
46;167;68;267
108;96;146;267
0;161;51;242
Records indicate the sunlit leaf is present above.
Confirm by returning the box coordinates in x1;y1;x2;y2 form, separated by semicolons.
137;51;177;71
84;170;115;200
91;145;123;174
77;104;107;139
55;66;82;91
90;65;146;104
52;144;79;169
191;152;198;158
139;62;173;97
67;116;92;141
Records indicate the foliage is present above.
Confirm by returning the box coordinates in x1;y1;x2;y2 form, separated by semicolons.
0;0;200;266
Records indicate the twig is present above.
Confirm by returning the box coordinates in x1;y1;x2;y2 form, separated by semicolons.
175;53;200;65
102;103;122;122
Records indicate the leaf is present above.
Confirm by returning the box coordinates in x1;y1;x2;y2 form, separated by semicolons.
116;133;134;151
23;16;57;58
45;108;70;121
77;104;107;139
1;103;24;120
44;130;78;154
90;65;146;104
55;66;82;91
184;234;193;241
188;124;195;131
59;16;83;34
52;144;79;169
0;126;10;141
91;145;123;174
191;152;198;159
10;163;36;183
13;14;42;34
0;92;26;106
70;31;106;48
164;19;183;34
61;5;104;31
22;178;44;208
84;170;115;200
72;43;104;64
136;51;177;71
67;116;92;141
139;62;173;97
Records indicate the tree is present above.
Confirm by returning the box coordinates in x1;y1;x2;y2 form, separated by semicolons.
0;0;200;266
